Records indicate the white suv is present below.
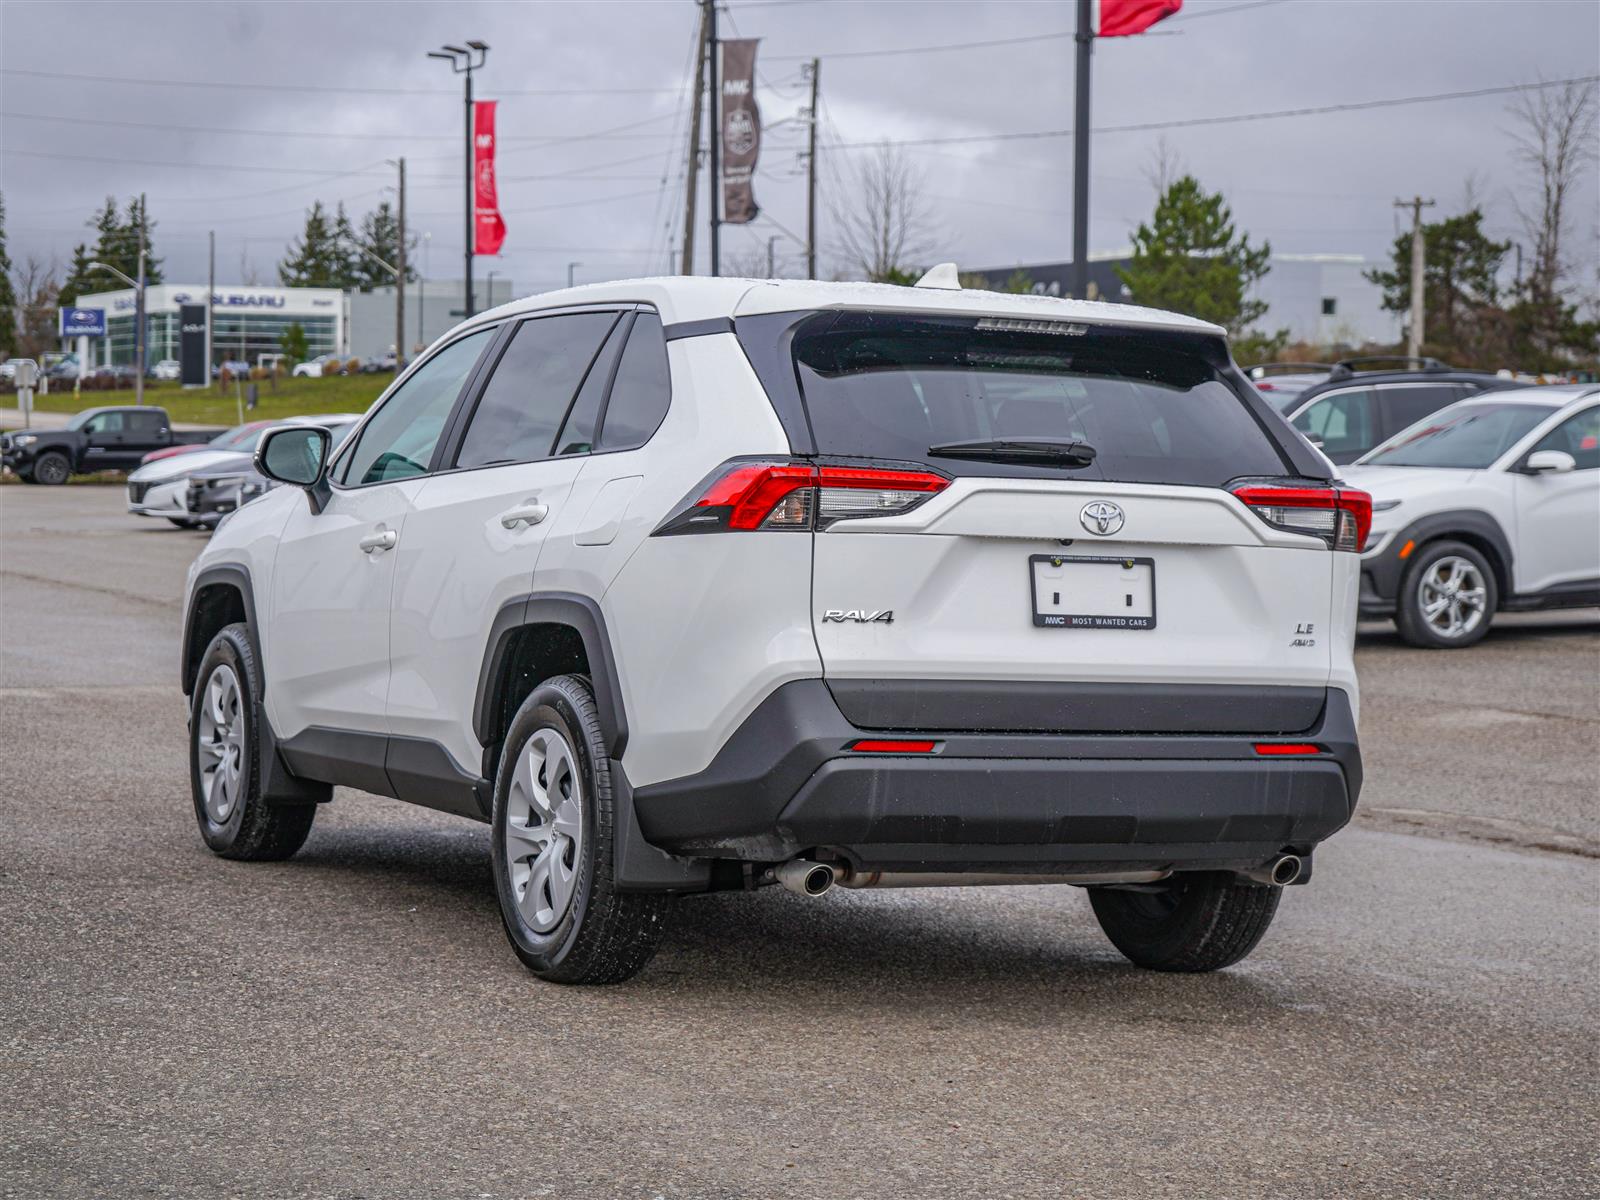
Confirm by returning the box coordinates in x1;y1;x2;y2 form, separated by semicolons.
181;275;1368;984
1343;386;1600;647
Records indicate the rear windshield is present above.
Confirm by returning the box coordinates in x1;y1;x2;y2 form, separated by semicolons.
788;313;1290;485
1361;401;1553;469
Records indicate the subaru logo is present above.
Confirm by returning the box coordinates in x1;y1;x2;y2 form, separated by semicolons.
1080;500;1125;536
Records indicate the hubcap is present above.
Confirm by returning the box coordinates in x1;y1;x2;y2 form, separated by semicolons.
196;664;246;824
1418;556;1487;640
38;456;67;483
504;728;585;934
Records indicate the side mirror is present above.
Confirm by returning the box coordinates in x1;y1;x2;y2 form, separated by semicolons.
1523;449;1576;475
255;425;332;512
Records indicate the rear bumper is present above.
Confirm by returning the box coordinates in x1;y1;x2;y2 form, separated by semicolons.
631;680;1362;874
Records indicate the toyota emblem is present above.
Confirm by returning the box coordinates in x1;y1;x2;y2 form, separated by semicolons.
1079;501;1125;536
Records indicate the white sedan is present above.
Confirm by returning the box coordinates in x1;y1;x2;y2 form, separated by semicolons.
1342;385;1599;647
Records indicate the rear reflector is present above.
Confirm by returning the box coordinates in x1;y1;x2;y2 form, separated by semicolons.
849;739;939;753
1231;484;1372;552
654;459;950;535
1253;742;1323;756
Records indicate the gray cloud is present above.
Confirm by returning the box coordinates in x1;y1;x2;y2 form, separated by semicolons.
3;0;1596;297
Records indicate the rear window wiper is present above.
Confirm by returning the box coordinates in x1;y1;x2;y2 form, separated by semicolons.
927;438;1097;467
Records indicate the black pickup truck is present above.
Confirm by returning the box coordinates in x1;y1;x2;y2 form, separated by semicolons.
1;407;216;484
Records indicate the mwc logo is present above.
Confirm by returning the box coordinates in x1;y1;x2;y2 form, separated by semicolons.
723;79;751;97
476;134;494;149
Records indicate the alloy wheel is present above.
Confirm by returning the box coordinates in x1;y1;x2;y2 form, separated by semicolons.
196;664;246;824
1417;555;1488;641
504;727;585;934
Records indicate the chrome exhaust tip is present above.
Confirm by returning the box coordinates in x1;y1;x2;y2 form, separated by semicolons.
775;860;836;896
1242;855;1304;887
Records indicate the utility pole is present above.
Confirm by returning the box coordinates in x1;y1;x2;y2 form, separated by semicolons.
1395;195;1435;361
135;193;147;406
428;42;489;319
567;261;582;288
395;157;407;370
805;57;819;279
681;0;710;275
707;0;720;277
206;230;215;384
1070;0;1093;300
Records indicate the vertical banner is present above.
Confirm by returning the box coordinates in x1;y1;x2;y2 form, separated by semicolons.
473;100;506;256
720;39;761;225
179;304;208;387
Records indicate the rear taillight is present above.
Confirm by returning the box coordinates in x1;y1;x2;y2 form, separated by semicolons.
1231;484;1372;552
654;459;949;535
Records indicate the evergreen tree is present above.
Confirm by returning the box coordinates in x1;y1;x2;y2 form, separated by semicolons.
279;321;309;365
1366;209;1512;362
1116;176;1282;346
279;201;362;288
0;191;17;358
353;200;416;290
59;196;162;302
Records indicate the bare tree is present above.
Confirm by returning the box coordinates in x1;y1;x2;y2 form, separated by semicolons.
15;255;61;361
1508;79;1597;304
830;143;937;282
1143;135;1186;197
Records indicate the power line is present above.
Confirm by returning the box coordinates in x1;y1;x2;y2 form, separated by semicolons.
0;67;684;97
824;75;1600;150
3;146;397;177
0;108;679;147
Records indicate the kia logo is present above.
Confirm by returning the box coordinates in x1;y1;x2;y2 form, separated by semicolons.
1079;501;1125;536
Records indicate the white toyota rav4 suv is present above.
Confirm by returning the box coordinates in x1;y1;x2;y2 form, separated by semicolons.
181;275;1369;984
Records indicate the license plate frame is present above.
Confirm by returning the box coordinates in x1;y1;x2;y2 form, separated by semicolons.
1029;553;1157;630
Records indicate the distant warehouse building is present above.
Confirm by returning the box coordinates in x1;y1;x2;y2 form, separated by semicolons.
966;252;1397;349
75;284;344;369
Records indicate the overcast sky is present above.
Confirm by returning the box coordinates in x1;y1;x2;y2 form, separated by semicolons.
2;0;1596;298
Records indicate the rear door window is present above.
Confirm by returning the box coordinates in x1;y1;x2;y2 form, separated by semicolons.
1294;389;1376;459
790;314;1289;485
1378;384;1468;438
455;312;619;468
552;317;629;457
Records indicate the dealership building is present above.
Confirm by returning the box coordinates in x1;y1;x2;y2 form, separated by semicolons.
75;284;345;369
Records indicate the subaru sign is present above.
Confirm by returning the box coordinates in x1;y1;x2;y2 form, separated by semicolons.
59;307;107;337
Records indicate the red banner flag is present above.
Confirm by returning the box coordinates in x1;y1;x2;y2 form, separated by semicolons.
473;100;506;256
1095;0;1181;37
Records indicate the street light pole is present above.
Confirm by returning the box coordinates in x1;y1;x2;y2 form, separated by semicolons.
567;261;582;289
88;258;144;406
428;41;489;319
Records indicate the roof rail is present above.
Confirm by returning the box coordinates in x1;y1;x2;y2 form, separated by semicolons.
1328;355;1450;380
1245;362;1334;379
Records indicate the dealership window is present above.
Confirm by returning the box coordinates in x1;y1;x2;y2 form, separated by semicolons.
1321;297;1337;316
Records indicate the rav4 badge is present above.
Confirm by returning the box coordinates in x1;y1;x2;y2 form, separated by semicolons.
822;609;894;624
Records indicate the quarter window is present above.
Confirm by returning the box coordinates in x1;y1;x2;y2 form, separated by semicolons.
596;313;671;451
1293;389;1376;458
455;313;619;469
339;327;493;485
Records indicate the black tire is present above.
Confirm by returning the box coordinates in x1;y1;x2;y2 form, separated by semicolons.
32;451;70;486
168;517;201;529
189;622;316;861
491;674;671;984
1395;538;1498;649
1089;872;1281;972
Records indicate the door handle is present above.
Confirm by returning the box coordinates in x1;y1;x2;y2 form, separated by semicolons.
500;503;549;530
359;527;398;554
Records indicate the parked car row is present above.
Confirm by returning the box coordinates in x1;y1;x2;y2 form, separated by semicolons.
125;414;360;528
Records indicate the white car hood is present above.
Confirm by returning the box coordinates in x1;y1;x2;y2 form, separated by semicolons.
128;448;239;482
1340;464;1482;501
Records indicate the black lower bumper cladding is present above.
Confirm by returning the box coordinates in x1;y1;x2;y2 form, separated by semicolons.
631;680;1362;872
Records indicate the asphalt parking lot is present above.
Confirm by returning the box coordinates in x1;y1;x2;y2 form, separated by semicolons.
2;485;1597;1198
